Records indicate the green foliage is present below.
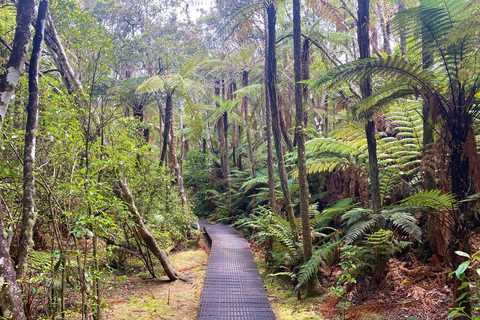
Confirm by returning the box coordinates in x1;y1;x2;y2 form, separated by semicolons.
448;250;480;319
295;239;338;291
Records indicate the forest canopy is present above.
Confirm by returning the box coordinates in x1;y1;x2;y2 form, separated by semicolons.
1;0;480;319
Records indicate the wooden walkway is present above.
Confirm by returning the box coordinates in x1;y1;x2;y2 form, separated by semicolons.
197;220;276;320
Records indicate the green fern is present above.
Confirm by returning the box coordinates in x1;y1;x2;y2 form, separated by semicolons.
295;239;338;291
397;189;457;211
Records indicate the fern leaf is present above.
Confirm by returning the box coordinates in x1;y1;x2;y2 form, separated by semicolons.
295;240;338;291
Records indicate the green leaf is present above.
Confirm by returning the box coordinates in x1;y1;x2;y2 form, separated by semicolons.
447;309;460;318
456;261;470;279
455;251;471;259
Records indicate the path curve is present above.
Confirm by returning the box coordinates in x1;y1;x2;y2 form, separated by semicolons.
197;220;276;320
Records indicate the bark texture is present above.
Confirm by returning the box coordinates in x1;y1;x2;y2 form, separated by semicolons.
266;3;298;241
16;0;49;279
293;0;317;296
264;11;277;213
357;0;381;218
45;14;84;94
0;0;35;130
160;91;173;164
242;71;256;178
0;204;26;319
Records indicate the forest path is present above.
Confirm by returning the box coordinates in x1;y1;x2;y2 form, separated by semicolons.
197;220;276;320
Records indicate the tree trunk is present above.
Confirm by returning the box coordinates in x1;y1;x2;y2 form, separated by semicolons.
357;0;381;220
160;91;173;164
155;91;164;153
114;174;190;282
266;3;298;241
377;0;391;54
45;13;84;94
176;105;188;207
243;71;256;178
15;0;49;279
449;118;473;319
264;12;277;214
398;0;407;55
0;203;27;320
294;0;318;296
0;0;35;130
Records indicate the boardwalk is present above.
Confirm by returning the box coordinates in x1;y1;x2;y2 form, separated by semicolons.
197;220;276;320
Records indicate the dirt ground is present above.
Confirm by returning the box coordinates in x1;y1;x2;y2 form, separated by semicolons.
102;244;209;320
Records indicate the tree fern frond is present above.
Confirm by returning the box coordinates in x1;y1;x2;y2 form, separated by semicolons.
137;75;165;93
312;55;436;95
233;84;264;99
398;189;457;211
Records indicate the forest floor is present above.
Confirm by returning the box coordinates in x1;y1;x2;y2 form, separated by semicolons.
102;239;209;320
98;234;459;320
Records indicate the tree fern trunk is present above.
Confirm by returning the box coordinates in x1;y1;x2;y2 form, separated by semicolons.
294;0;319;296
243;71;256;178
264;11;277;215
160;91;173;165
266;2;298;242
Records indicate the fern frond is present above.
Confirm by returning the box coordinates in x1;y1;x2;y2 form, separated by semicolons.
312;55;436;94
341;207;372;228
137;75;165;93
311;198;356;229
295;240;338;291
344;216;378;245
398;189;457;211
383;208;422;241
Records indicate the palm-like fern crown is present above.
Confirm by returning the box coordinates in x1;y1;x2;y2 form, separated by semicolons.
311;0;480;121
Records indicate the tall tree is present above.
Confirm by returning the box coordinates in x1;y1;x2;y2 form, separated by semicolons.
293;0;317;296
266;1;298;241
0;0;35;130
0;0;48;317
357;0;381;221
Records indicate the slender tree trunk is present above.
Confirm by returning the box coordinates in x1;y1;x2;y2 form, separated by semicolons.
357;0;381;219
177;105;188;206
243;71;256;178
377;0;391;54
0;0;35;130
45;13;84;94
294;0;318;296
160;91;173;164
15;0;49;279
0;204;27;320
266;3;298;241
114;174;190;282
264;12;277;214
155;91;164;153
398;0;407;55
223;98;232;216
302;38;310;125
